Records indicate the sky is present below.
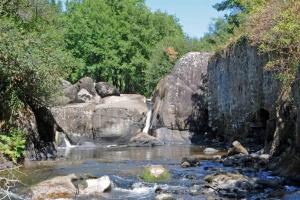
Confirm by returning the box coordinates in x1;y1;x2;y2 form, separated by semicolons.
145;0;224;39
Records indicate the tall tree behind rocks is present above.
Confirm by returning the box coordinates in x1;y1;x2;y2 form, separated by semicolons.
64;0;185;94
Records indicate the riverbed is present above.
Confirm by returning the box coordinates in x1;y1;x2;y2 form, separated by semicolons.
14;145;299;199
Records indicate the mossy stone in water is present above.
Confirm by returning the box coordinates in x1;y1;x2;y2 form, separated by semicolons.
140;165;170;182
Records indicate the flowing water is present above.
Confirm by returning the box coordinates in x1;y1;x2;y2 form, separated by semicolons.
142;99;153;134
13;145;299;200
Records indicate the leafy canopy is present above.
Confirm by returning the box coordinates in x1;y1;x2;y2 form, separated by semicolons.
64;0;184;94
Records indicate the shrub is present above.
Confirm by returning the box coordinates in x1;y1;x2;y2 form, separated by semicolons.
0;129;26;163
247;0;300;93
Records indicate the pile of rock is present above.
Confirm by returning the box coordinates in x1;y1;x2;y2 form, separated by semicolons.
58;77;120;105
52;77;148;145
222;141;270;170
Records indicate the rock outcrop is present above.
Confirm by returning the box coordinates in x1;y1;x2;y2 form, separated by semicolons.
207;37;300;176
208;37;281;144
92;95;147;143
15;105;58;160
150;52;212;144
52;92;147;144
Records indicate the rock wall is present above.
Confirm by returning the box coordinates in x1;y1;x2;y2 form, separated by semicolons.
207;37;281;144
150;52;212;144
206;36;300;176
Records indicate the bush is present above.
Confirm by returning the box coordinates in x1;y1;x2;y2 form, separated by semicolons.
246;0;300;91
0;129;26;163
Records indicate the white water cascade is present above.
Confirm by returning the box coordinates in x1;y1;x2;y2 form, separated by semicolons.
142;99;153;134
62;133;75;148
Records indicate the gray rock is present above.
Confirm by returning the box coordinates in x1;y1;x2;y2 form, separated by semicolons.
129;132;162;147
76;88;93;103
58;77;100;105
51;94;147;145
180;161;191;168
181;156;201;167
259;154;270;160
231;141;249;155
203;147;219;154
155;193;174;200
63;84;79;103
204;172;257;198
80;176;112;194
95;82;120;98
77;77;97;96
208;37;281;142
31;174;77;200
51;103;96;144
153;128;192;144
60;79;72;89
151;52;212;136
93;94;147;144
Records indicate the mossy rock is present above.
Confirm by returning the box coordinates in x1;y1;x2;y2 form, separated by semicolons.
140;165;170;182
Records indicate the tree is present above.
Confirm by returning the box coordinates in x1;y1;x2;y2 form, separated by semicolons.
64;0;184;94
0;0;75;123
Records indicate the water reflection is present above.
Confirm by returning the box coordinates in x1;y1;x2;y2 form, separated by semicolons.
57;145;205;162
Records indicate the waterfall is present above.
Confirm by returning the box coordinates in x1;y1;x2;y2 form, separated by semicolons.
142;99;153;134
63;133;75;148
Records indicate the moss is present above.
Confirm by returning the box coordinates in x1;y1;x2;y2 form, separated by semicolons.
140;167;171;183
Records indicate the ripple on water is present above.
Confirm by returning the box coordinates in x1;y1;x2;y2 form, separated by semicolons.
16;145;299;200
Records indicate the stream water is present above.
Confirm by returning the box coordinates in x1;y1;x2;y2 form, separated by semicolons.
13;145;299;200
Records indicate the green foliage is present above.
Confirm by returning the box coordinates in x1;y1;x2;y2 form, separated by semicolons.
198;0;268;52
64;0;185;94
0;129;26;163
212;0;300;94
0;0;77;122
246;0;300;89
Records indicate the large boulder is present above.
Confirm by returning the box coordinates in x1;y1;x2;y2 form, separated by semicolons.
30;174;77;200
153;128;192;144
51;94;147;144
51;103;96;144
92;94;147;144
151;52;212;143
80;176;112;194
95;82;120;98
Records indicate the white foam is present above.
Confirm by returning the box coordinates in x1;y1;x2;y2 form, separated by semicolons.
142;99;153;134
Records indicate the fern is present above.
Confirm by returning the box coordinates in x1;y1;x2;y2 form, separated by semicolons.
0;129;26;163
